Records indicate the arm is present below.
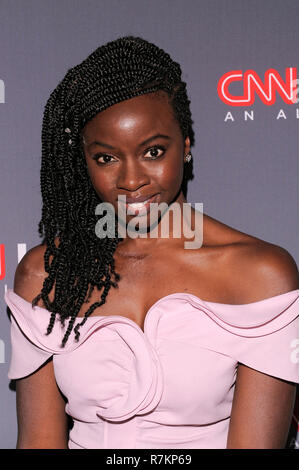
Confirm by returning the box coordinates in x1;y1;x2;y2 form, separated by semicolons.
227;364;297;448
16;359;69;449
13;244;69;449
227;243;299;448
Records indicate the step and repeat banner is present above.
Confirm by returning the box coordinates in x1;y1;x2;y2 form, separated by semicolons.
0;0;298;449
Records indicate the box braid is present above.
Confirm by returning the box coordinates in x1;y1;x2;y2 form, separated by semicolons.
31;35;195;347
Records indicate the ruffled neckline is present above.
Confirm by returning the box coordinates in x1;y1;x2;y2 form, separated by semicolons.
5;287;299;336
5;289;299;333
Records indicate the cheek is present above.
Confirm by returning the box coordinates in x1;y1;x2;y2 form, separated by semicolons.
86;164;114;198
156;158;184;189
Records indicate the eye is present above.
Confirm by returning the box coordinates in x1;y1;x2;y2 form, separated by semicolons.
92;154;116;165
91;145;166;165
144;145;165;159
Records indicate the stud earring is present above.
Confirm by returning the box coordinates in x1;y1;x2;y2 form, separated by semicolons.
185;152;192;163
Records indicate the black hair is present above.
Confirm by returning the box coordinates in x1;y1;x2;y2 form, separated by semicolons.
32;35;195;346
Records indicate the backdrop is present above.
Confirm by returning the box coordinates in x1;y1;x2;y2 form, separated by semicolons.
0;0;298;449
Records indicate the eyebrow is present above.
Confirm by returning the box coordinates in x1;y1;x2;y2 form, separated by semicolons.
84;133;171;150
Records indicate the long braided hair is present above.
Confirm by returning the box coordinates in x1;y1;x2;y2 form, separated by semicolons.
32;35;195;347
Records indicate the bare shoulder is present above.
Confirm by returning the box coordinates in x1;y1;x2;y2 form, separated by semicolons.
201;213;299;303
224;239;299;303
14;238;59;304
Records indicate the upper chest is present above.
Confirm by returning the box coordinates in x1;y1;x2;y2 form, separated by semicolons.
75;246;234;328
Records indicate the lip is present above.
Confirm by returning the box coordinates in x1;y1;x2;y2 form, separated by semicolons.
124;193;158;204
118;193;159;216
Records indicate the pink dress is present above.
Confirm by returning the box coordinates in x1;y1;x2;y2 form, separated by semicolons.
4;288;299;449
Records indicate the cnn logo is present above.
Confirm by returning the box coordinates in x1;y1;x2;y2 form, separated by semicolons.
0;244;5;280
218;67;298;106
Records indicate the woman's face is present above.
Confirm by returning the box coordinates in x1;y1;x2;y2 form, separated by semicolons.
81;91;190;226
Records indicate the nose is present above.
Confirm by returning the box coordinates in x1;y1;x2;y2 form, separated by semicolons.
116;158;150;192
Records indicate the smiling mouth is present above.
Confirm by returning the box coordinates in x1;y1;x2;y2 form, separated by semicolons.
118;194;159;215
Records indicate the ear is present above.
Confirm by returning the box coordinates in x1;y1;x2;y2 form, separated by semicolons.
184;136;191;155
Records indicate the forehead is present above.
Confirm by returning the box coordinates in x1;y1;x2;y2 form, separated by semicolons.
82;91;178;138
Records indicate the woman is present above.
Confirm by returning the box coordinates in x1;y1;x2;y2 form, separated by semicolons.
5;36;299;449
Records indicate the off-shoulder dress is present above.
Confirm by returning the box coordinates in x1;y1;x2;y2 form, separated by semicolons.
4;288;299;449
